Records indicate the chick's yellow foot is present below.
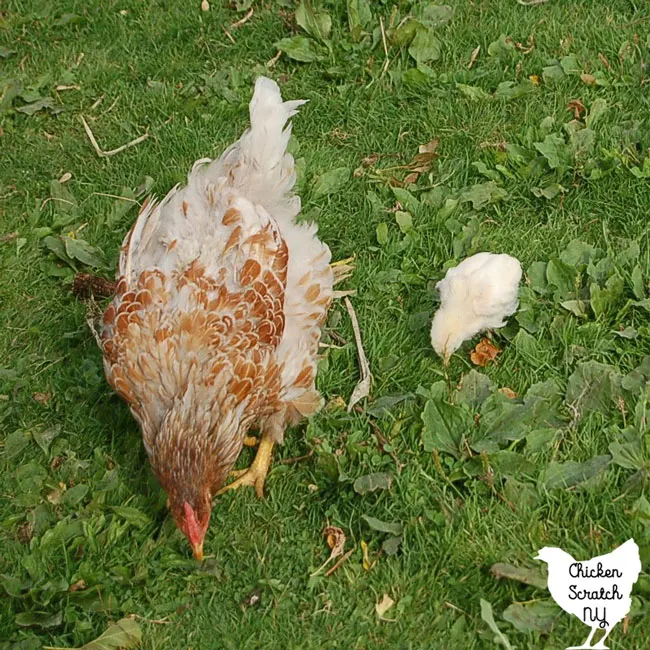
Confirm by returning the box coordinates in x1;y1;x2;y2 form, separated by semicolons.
216;435;274;499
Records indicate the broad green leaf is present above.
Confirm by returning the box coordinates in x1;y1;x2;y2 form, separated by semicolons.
347;0;372;41
491;451;536;478
487;34;514;58
456;83;491;101
503;600;559;633
381;536;402;556
542;64;565;83
376;222;388;246
609;440;645;471
585;98;608;129
421;398;473;458
391;187;420;212
456;370;494;409
353;473;393;495
0;79;23;112
560;53;580;75
617;240;640;266
0;46;15;58
295;1;331;43
15;610;62;629
560;240;598;267
312;167;351;197
408;27;441;64
495;79;534;100
63;237;104;268
44;617;142;649
63;484;89;506
419;4;454;29
459;181;507;210
32;425;61;455
540;455;611;490
365;394;413;418
590;274;624;318
49;180;80;229
107;187;137;227
534;134;570;169
394;211;413;234
614;326;638;339
480;599;514;650
15;462;47;494
4;430;29;459
631;265;645;300
527;261;548;294
560;300;588;318
570;128;595;158
532;183;565;200
111;506;151;529
361;515;403;535
16;98;61;116
546;258;576;298
504;478;539;509
275;36;325;63
490;563;547;589
566;361;620;416
392;19;419;46
513;329;539;361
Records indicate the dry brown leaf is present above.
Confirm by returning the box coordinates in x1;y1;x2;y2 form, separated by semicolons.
528;74;540;86
418;138;440;155
498;387;517;399
515;35;535;54
69;579;86;592
567;99;586;119
470;338;501;367
33;392;51;405
403;172;419;185
17;521;34;544
345;297;372;412
580;73;596;85
375;593;395;619
58;172;72;183
324;526;346;559
468;45;480;69
361;540;376;571
598;52;612;70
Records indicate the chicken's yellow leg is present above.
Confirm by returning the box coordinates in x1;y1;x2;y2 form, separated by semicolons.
216;433;274;498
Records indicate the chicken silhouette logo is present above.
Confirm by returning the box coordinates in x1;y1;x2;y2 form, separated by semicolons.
535;539;641;649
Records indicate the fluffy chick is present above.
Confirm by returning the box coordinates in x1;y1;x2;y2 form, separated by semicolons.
430;252;522;364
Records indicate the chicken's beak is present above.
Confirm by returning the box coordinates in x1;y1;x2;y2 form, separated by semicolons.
192;541;204;561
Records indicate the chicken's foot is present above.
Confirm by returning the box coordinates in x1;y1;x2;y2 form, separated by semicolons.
217;434;274;498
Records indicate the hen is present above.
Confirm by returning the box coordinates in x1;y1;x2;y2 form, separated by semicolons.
102;77;333;560
536;539;641;649
430;252;521;364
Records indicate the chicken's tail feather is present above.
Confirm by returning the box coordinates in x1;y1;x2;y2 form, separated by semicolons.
219;76;307;222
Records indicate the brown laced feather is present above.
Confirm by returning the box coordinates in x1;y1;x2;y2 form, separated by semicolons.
102;204;296;499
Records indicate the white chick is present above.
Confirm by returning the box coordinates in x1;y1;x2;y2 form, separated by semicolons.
430;252;522;364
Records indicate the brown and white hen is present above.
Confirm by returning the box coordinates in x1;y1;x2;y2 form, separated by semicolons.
101;77;333;560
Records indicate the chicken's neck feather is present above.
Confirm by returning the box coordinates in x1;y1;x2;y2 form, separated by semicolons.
149;384;250;500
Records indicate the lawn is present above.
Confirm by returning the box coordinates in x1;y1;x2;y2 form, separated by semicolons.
2;0;650;648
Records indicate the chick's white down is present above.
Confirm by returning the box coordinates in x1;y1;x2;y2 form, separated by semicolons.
430;252;522;362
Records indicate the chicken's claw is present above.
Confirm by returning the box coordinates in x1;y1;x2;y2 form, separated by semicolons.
217;435;274;499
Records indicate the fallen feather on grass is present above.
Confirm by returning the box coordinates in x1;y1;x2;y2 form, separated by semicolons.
345;297;372;411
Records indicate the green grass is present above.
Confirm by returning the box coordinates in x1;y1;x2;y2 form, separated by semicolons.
2;1;650;648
